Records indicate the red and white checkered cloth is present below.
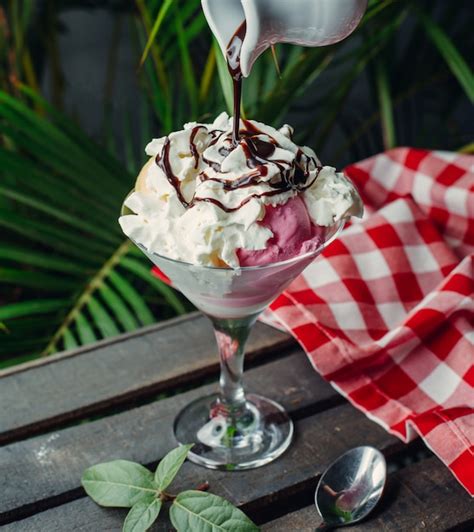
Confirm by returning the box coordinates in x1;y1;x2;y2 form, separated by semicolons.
263;148;474;495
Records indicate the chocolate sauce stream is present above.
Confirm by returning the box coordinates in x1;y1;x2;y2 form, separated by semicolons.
153;20;323;214
226;21;246;146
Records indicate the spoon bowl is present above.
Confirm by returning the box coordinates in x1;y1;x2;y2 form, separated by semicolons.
315;446;386;529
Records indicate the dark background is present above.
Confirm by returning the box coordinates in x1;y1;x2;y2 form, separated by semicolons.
37;0;473;166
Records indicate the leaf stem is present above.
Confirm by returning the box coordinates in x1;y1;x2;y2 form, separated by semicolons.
159;480;209;502
160;490;177;502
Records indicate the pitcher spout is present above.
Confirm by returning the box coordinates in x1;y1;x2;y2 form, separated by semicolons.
202;0;368;78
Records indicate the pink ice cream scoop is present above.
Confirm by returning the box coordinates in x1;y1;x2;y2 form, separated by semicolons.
237;196;323;267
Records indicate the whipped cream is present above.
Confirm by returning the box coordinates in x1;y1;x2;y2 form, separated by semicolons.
303;167;362;226
119;113;362;267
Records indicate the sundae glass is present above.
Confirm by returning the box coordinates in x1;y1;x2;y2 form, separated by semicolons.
120;113;362;470
123;201;344;470
118;0;366;472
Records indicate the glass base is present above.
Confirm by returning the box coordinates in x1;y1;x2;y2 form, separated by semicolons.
174;393;293;470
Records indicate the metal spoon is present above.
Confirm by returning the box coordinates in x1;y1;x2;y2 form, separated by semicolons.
315;446;386;531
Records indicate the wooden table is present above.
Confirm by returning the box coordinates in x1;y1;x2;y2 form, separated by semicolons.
1;313;472;531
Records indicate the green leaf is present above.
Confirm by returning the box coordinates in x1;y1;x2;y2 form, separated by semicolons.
139;0;175;67
81;460;156;508
123;498;162;532
0;268;77;291
0;185;119;246
0;90;162;363
0;122;120;213
18;84;132;181
87;297;120;337
0;352;41;370
374;55;396;149
75;312;97;345
63;329;78;350
173;5;199;118
120;257;187;315
0;300;68;320
417;8;474;103
214;38;233;115
154;444;193;491
0;145;113;221
41;240;133;355
170;491;259;532
99;283;139;332
108;270;155;326
0;208;108;263
0;245;88;275
0;92;128;193
200;46;217;103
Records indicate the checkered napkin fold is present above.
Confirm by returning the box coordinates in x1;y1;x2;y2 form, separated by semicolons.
263;148;473;495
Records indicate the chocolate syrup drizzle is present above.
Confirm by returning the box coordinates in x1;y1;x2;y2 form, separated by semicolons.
227;21;246;146
156;138;189;207
154;20;322;214
189;125;205;169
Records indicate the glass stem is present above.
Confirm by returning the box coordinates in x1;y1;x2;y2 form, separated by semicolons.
210;315;258;412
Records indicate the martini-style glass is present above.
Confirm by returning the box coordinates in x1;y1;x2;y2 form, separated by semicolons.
122;196;345;470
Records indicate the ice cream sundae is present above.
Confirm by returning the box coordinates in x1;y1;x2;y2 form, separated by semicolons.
117;0;366;471
119;114;362;269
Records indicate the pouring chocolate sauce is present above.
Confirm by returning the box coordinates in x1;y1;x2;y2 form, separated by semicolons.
155;15;322;214
226;21;246;146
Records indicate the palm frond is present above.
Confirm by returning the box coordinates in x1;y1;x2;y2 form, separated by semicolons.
0;90;187;361
139;0;175;67
416;7;474;103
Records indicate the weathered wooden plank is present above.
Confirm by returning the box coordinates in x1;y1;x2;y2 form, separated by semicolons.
262;457;474;531
0;350;341;523
0;313;294;444
1;404;402;530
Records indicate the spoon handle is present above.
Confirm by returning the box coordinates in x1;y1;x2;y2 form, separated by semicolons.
315;523;332;531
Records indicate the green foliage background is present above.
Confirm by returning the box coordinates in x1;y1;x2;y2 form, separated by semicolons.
0;0;472;367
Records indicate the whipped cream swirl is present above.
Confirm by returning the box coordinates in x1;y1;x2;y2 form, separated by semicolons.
119;113;361;267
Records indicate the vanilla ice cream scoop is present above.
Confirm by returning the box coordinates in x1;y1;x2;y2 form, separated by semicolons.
119;113;362;268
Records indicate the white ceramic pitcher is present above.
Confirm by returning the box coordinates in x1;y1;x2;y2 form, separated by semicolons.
202;0;368;77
